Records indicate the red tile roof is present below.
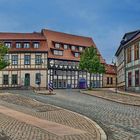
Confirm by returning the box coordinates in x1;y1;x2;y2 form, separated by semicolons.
0;32;48;52
105;64;116;75
0;32;45;40
42;29;105;63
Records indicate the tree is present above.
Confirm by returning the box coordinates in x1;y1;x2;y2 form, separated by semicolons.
79;46;105;88
0;42;9;70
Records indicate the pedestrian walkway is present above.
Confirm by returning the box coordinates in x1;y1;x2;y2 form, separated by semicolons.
0;105;85;136
81;88;140;106
0;93;106;140
110;88;140;97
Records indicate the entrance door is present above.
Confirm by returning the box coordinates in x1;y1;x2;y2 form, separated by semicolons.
53;79;57;89
24;73;30;87
63;80;67;88
58;80;62;88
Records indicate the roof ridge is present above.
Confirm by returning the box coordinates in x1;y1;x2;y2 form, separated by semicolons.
125;30;140;35
43;29;93;39
0;32;41;34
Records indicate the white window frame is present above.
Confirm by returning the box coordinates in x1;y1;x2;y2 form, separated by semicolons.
55;43;60;49
64;44;68;49
75;52;79;57
71;46;75;51
23;43;30;48
79;47;83;51
12;55;18;65
5;42;11;48
16;43;21;48
34;42;40;48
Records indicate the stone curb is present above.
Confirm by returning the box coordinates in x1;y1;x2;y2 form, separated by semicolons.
33;99;107;140
34;90;56;95
80;90;140;107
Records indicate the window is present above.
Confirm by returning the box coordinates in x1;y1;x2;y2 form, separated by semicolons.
75;52;79;57
107;77;109;84
127;47;131;63
110;77;113;84
71;46;75;51
12;55;18;65
128;72;132;87
53;50;63;56
5;42;11;48
59;51;63;55
23;43;30;48
55;43;60;48
135;70;139;86
16;43;21;48
64;44;68;49
24;55;31;65
134;43;139;60
35;55;42;65
4;54;9;62
12;74;18;85
3;75;9;85
79;47;83;51
34;42;39;48
35;73;41;85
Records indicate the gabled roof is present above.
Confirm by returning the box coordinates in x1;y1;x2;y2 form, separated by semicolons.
105;64;116;75
42;29;105;63
115;30;140;56
42;29;95;47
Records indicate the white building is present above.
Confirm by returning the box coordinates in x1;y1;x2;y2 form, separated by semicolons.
115;30;140;92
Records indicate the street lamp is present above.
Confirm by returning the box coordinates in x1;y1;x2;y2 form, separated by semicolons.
112;57;117;93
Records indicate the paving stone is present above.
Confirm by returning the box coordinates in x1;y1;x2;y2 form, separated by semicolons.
0;93;101;140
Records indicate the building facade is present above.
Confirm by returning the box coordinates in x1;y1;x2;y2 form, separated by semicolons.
42;29;105;89
115;30;140;92
103;64;116;88
0;32;48;89
0;29;106;89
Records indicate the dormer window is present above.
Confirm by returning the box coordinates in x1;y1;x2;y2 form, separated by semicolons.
54;50;63;56
34;42;39;48
75;52;79;57
24;43;30;48
64;44;68;49
5;42;11;48
55;43;60;49
16;43;21;48
79;47;83;51
71;46;75;51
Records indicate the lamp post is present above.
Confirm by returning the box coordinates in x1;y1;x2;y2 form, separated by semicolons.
112;57;117;93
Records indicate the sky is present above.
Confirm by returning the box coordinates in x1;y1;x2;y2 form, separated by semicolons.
0;0;140;63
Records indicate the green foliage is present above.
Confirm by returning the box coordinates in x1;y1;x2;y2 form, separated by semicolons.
79;46;105;88
79;46;105;74
0;42;9;70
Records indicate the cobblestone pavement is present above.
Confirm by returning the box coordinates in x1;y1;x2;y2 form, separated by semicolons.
81;89;140;106
3;89;140;140
0;93;102;140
